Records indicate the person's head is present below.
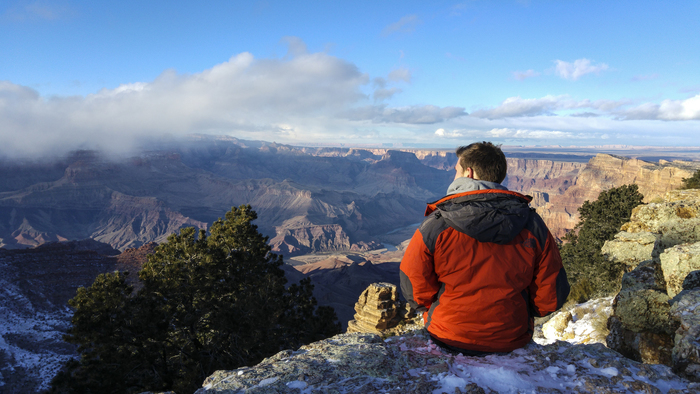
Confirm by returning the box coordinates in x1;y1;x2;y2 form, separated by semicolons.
455;141;507;183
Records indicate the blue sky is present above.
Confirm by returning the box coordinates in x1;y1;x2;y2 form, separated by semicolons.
1;0;699;157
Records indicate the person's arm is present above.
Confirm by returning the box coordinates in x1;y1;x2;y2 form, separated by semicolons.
529;231;570;317
400;228;440;314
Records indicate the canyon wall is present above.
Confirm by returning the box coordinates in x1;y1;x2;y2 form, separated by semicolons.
2;139;699;254
536;154;700;238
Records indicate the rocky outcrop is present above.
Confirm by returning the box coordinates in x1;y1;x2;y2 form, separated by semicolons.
346;283;403;334
661;242;700;298
601;232;660;270
606;261;677;366
669;274;700;381
603;190;700;372
195;330;696;393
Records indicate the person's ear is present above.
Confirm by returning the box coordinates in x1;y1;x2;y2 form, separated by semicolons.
465;167;474;179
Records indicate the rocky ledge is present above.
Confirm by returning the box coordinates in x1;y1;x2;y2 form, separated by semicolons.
195;330;695;394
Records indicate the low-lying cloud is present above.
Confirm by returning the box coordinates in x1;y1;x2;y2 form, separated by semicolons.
1;42;456;159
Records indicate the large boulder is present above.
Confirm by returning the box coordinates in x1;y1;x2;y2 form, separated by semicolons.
669;273;700;381
601;231;659;270
606;261;678;366
661;242;700;298
613;261;676;335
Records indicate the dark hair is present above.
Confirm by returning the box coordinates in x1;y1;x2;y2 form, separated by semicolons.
455;141;507;183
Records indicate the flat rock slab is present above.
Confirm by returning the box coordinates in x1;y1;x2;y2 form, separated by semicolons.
196;330;696;394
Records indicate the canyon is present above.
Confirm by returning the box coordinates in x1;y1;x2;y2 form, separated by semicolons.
2;137;700;391
4;138;697;255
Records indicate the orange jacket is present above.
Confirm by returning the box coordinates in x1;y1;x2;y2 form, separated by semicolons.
400;189;569;353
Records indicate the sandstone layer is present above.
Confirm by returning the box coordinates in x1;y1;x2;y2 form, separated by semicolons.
346;283;403;334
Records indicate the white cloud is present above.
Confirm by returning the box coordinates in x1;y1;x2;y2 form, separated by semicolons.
432;127;595;141
554;58;609;81
512;69;540;81
618;94;700;121
0;42;377;158
471;96;562;118
281;36;308;57
382;15;421;37
470;95;629;119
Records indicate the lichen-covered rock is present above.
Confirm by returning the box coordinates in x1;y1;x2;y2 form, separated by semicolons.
195;331;696;393
621;196;700;256
660;242;700;298
602;231;660;270
606;261;678;366
607;316;675;366
670;289;700;381
605;190;700;370
619;260;667;292
346;283;403;334
613;289;676;334
613;264;677;335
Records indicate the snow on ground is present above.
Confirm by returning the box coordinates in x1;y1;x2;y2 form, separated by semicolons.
0;278;75;392
536;297;614;346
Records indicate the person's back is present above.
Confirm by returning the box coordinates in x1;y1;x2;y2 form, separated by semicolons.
400;142;569;354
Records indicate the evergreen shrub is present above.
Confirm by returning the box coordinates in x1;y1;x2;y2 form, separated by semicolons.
51;205;340;394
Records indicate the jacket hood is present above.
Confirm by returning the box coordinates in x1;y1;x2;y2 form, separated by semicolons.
426;189;533;245
446;177;507;195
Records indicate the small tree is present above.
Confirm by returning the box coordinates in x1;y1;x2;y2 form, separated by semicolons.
680;169;700;190
52;205;340;394
560;184;644;302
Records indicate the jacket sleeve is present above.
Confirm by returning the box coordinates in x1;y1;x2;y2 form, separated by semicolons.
529;231;570;317
400;228;440;313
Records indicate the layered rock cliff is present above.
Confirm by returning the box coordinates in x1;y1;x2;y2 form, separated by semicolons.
0;141;452;255
537;154;700;238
